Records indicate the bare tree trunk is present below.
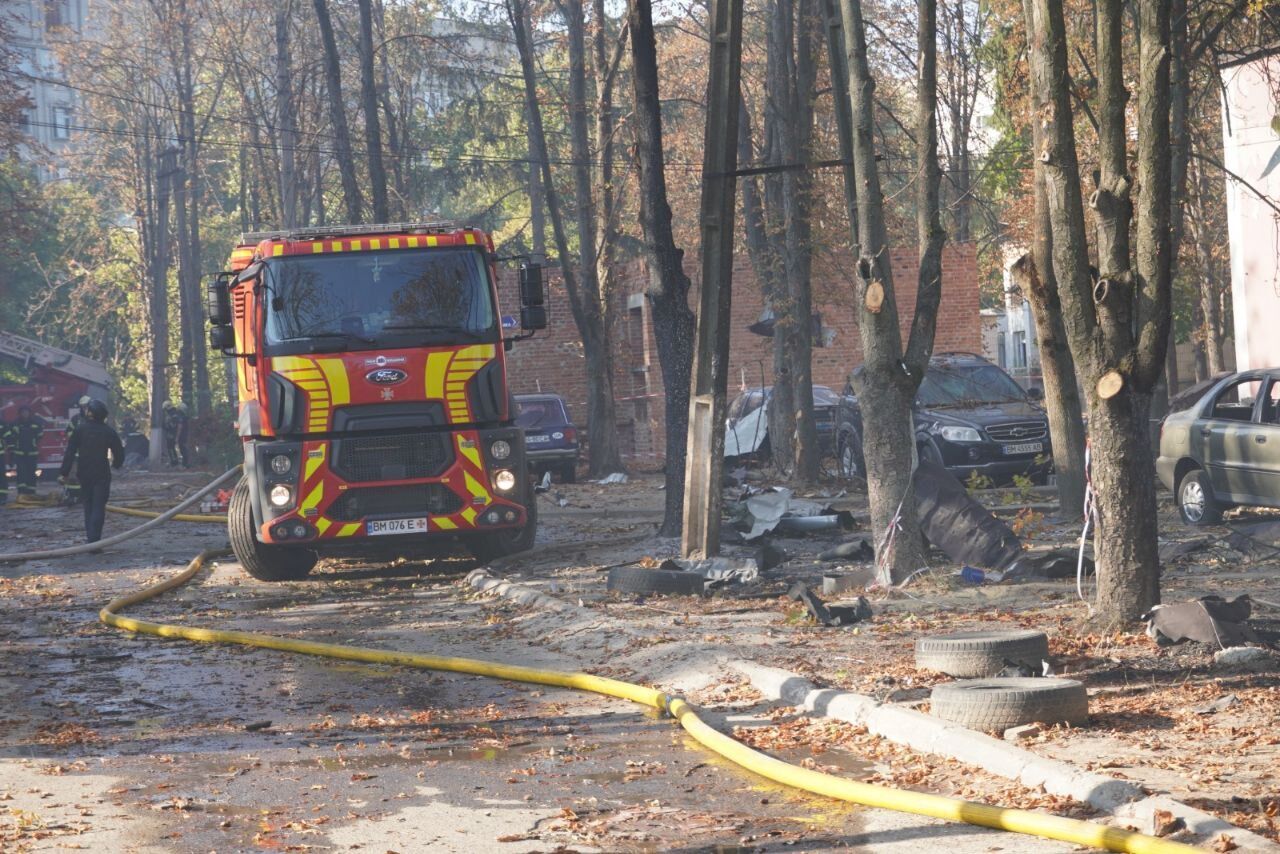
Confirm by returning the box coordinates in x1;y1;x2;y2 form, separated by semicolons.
508;0;623;475
783;0;820;483
357;0;389;223
837;0;941;583
148;146;176;469
1014;0;1087;516
171;0;208;414
1026;0;1170;625
276;4;298;229
1190;160;1225;374
562;0;625;476
630;0;696;536
522;7;545;256
314;0;363;224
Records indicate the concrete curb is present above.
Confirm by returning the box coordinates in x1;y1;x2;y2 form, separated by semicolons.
730;660;1280;852
465;568;578;612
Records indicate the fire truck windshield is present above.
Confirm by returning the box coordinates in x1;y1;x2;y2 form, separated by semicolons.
263;247;496;352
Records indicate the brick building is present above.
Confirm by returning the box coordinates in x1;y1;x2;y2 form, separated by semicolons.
498;243;982;464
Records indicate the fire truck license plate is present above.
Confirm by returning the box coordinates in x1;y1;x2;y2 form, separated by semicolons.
366;517;429;536
1002;442;1043;456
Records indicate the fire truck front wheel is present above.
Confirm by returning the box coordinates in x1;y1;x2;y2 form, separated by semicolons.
466;483;538;563
229;478;317;582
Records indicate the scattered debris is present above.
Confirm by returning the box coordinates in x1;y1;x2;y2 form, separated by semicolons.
1001;549;1094;581
243;720;273;732
1212;646;1277;673
1157;537;1212;564
754;543;788;571
822;569;877;596
818;539;874;562
913;461;1022;571
535;471;552;493
607;566;705;596
660;556;760;586
915;630;1050;678
730;489;855;541
995;657;1053;678
596;472;629;485
1142;595;1258;648
1003;723;1043;742
1191;694;1240;715
787;582;873;627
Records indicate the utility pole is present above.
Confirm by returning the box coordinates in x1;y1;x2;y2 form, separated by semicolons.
681;0;744;558
149;146;178;470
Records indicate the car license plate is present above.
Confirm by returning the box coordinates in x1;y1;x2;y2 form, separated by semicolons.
366;517;428;536
1002;442;1043;456
525;434;551;444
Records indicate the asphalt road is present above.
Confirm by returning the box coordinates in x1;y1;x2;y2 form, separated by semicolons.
1;482;1084;852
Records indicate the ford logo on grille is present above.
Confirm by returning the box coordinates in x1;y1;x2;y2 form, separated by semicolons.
366;368;408;385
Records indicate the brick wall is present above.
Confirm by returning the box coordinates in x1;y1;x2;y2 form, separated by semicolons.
498;243;981;464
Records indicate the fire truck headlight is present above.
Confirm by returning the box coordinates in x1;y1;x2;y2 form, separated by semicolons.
490;439;512;461
493;469;517;492
270;454;292;475
269;484;293;507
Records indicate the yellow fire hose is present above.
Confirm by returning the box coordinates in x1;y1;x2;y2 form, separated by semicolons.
100;548;1199;854
105;504;226;523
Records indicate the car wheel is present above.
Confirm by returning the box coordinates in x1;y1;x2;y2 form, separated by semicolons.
228;478;317;582
1177;469;1222;526
839;438;861;479
918;439;943;467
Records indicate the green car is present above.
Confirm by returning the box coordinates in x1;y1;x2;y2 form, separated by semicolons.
1157;369;1280;525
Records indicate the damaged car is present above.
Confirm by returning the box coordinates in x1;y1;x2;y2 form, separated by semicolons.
724;385;841;459
1157;368;1280;525
836;352;1053;483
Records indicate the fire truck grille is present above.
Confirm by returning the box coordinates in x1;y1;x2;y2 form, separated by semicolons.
329;485;464;522
331;432;454;482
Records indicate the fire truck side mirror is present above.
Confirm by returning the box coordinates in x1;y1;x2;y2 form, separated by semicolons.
209;326;236;353
520;306;547;331
519;262;544;308
206;273;234;326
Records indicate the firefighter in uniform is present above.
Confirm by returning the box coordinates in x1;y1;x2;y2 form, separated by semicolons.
59;399;123;544
0;416;14;505
162;401;190;468
13;406;44;496
62;396;91;505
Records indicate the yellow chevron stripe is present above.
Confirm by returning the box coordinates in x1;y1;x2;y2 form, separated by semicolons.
407;236;420;248
463;471;490;502
317;359;350;405
426;235;438;247
272;244;284;257
304;446;325;482
338;523;361;537
312;242;323;253
464;233;476;245
461;507;477;524
425;352;451;398
434;518;458;531
389;238;400;249
315;517;331;535
459;440;482;470
301;482;324;512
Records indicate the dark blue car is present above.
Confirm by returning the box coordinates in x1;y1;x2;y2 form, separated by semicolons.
515;393;580;483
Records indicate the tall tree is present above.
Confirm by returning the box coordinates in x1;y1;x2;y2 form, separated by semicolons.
559;0;626;476
509;0;623;476
357;0;390;222
630;0;696;536
837;0;945;583
313;0;363;224
275;3;299;229
1024;0;1172;624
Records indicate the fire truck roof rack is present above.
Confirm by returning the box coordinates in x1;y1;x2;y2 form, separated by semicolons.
240;220;460;244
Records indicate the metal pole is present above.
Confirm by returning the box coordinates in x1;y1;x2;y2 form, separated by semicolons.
681;0;744;558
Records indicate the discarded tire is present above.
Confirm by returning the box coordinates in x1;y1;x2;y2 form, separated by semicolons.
914;629;1049;677
607;567;704;596
930;677;1088;731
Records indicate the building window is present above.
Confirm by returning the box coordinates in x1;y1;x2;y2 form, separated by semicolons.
45;0;72;28
51;106;73;140
1013;331;1027;369
997;332;1007;369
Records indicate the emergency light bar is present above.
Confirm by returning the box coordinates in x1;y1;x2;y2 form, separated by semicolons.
240;221;460;244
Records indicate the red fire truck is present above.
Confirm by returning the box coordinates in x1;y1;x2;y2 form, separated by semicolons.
0;331;112;477
208;222;546;581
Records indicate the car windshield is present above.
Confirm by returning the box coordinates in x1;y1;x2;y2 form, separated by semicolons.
917;365;1027;407
263;247;495;351
516;398;568;429
812;386;838;407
